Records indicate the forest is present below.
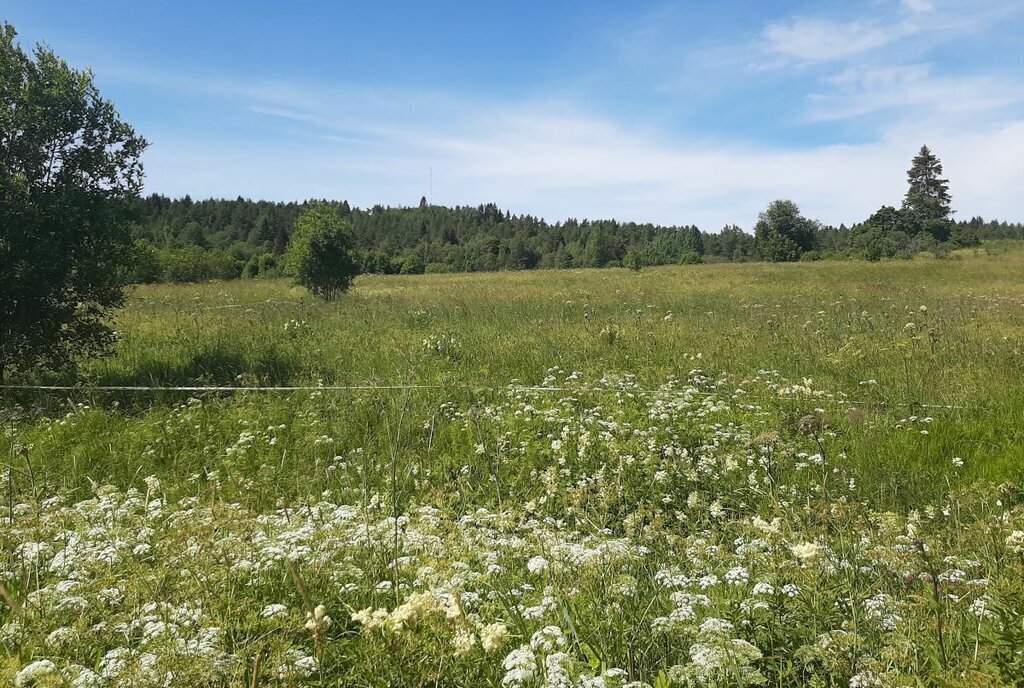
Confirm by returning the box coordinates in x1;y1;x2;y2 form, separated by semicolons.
129;192;1024;282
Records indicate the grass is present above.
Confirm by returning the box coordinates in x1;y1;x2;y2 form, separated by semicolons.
13;243;1024;497
3;245;1024;686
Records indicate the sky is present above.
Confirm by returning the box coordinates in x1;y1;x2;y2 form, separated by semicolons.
5;0;1024;229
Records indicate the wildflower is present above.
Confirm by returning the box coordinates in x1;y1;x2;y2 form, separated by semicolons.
545;652;574;688
527;555;549;575
261;603;288;619
351;607;389;630
969;595;996;619
530;626;568;652
480;622;509;653
14;660;58;686
724;566;749;586
790;542;821;563
1006;530;1024;554
276;650;318;679
697;617;734;637
452;630;477;655
387;591;441;632
850;670;885;687
501;646;537;687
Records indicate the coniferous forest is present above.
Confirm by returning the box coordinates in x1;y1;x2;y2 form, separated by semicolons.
130;191;1023;283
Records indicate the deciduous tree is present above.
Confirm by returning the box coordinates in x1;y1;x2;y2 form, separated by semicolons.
0;22;147;381
284;203;358;299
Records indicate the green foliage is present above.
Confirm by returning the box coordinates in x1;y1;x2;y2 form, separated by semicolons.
400;253;426;275
131;239;163;283
126;189;1023;277
155;245;241;282
678;250;702;265
0;22;147;380
6;256;1024;685
903;145;953;243
285;204;359;299
754;200;818;261
243;252;280;279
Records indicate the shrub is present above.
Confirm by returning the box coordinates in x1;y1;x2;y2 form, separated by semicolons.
400;254;426;275
243;253;280;279
157;246;241;282
285;204;359;299
131;240;163;283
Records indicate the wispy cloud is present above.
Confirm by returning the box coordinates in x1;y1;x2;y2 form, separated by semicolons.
108;0;1023;228
142;89;1024;229
902;0;935;13
807;65;1024;121
762;17;906;62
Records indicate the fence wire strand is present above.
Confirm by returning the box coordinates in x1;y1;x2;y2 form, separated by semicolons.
0;383;965;410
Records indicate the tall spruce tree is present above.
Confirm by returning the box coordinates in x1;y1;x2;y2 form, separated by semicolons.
903;145;953;241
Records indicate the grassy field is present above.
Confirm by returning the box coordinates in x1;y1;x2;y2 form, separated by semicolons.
4;246;1024;686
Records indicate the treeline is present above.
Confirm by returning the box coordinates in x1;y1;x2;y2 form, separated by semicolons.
130;196;719;281
128;145;1023;282
127;194;1022;282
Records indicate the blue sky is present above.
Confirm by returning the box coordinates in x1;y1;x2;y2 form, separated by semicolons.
5;0;1024;228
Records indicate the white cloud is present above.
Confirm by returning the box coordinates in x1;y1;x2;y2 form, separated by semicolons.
762;17;905;62
141;96;1024;230
807;64;1024;121
902;0;935;13
130;1;1024;230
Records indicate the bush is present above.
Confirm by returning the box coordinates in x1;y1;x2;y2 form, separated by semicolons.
157;246;241;282
131;240;162;283
285;204;359;299
400;254;426;275
243;253;280;279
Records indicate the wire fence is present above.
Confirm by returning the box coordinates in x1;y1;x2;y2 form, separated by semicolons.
0;382;967;410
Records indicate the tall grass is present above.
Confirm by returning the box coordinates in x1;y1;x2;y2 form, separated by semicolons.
3;247;1024;686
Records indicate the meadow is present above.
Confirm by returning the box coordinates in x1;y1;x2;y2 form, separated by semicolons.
4;245;1024;686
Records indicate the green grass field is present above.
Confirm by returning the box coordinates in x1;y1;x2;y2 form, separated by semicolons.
4;246;1024;686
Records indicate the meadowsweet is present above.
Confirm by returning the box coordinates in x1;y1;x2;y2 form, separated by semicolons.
1006;530;1024;554
352;607;389;630
304;604;332;635
480;622;509;653
790;542;821;563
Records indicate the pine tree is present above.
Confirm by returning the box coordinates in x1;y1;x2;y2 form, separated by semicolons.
903;145;953;240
